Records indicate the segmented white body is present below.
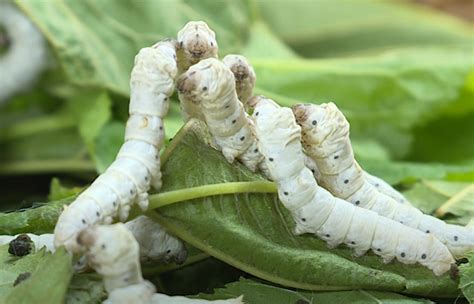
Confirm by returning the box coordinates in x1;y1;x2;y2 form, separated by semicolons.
177;21;219;121
79;224;243;304
222;55;256;111
54;40;178;254
253;97;454;276
0;2;48;104
0;233;54;252
180;54;257;121
294;102;474;257
305;156;411;205
177;58;266;173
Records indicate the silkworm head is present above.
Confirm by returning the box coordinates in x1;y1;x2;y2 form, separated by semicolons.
222;54;255;82
177;58;234;106
177;21;218;64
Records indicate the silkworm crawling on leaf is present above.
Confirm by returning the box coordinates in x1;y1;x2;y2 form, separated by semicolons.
252;96;455;276
78;224;243;304
177;58;267;174
0;1;48;104
222;54;256;111
0;233;54;256
177;21;219;121
54;39;178;254
305;154;412;206
293;102;474;258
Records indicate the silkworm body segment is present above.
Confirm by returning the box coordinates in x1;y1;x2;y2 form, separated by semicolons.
253;97;454;275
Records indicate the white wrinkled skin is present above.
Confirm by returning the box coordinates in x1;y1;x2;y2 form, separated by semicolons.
81;224;242;304
295;102;474;258
253;97;454;275
54;40;178;254
0;2;48;105
177;58;267;174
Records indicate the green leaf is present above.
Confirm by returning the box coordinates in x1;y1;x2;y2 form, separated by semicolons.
402;180;474;225
149;120;460;297
48;178;83;201
94;121;125;173
65;273;106;304
197;278;432;304
16;0;251;96
256;0;473;57
68;90;112;172
252;47;473;159
5;247;73;304
460;253;474;304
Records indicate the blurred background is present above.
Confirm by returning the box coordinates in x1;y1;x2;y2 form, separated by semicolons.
0;0;472;217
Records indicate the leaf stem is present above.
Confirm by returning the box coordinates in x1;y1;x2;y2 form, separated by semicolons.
148;181;277;210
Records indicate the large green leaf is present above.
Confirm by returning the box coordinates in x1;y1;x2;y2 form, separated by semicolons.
197;278;432;304
460;252;474;303
16;0;251;96
149;120;461;297
252;47;474;159
256;0;473;57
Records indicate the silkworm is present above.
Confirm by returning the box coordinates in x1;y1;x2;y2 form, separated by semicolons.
54;39;178;254
79;224;243;304
305;154;411;205
252;96;454;276
293;102;474;258
177;58;267;174
0;2;48;104
177;21;219;122
180;54;257;121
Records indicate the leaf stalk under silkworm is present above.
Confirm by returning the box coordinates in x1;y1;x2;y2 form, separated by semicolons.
148;181;277;210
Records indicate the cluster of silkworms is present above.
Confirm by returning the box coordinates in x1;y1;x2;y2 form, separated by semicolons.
1;19;473;303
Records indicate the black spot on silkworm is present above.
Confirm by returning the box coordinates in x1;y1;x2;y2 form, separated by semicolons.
179;41;183;48
301;218;306;222
400;221;404;224
400;252;406;258
145;176;148;181
13;272;31;287
164;97;168;101
355;201;360;205
155;154;159;160
232;119;236;124
166;249;171;254
225;105;230;109
82;219;86;224
311;169;315;173
312;120;317;126
96;212;100;217
351;241;356;245
376;248;381;252
255;112;259;116
190;71;196;76
202;86;208;91
426;230;430;233
421;254;427;259
130;190;134;195
101;244;106;250
269;158;274;161
210;42;213;46
240;136;245;141
283;192;288;195
334;155;339;159
344;179;349;184
113;201;117;207
325;234;330;238
375;183;380;187
159;126;163;130
454;236;458;241
8;235;33;257
254;148;258;153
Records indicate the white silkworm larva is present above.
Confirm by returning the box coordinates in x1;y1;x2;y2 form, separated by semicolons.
177;58;267;174
305;154;412;206
253;96;454;276
293;102;474;258
177;21;219;122
180;54;257;122
78;224;243;304
0;1;48;104
54;39;178;254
